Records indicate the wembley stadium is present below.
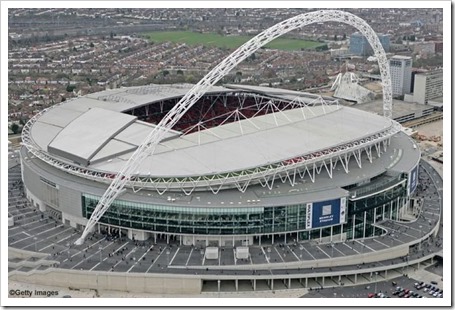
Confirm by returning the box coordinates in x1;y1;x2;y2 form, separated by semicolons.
20;82;421;247
8;9;445;299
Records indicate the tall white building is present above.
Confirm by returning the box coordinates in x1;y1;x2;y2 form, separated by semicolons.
389;55;412;97
413;70;443;104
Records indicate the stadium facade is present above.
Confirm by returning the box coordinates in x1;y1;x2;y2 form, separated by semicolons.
20;83;421;247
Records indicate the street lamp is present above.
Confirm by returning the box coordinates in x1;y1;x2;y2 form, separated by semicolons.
33;237;38;252
267;247;271;263
299;245;303;261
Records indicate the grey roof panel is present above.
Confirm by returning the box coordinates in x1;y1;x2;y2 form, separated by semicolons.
114;121;180;147
36;107;83;128
30;122;63;150
90;139;137;165
48;107;136;165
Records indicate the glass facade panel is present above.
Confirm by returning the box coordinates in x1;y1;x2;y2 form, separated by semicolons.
82;176;408;240
82;195;313;236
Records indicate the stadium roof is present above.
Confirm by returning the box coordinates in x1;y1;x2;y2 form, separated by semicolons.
22;131;419;207
29;84;393;178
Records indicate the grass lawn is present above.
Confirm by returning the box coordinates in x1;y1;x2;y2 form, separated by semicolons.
142;31;324;51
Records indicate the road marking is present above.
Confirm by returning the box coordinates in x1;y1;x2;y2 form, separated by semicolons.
169;247;180;266
332;245;346;256
373;238;390;248
33;228;75;251
341;242;359;254
10;224;64;245
261;247;270;263
301;245;317;260
273;247;285;262
355;240;375;252
146;246;167;273
126;247;148;273
185;247;193;266
316;245;330;258
286;245;300;260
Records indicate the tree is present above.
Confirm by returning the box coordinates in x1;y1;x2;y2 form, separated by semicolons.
11;123;19;134
176;69;184;75
66;84;76;92
334;34;338;41
342;33;347;40
90;42;95;48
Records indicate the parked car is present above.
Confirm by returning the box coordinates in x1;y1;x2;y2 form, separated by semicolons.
368;293;375;298
431;281;438;285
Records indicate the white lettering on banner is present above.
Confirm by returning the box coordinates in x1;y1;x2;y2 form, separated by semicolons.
319;214;334;223
306;203;312;229
340;197;346;223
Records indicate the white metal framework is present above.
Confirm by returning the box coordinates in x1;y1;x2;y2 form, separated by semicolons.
75;10;392;244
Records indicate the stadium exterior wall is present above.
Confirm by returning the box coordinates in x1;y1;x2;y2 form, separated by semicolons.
20;134;420;246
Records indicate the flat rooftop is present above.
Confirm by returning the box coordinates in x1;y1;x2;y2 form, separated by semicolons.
350;99;434;120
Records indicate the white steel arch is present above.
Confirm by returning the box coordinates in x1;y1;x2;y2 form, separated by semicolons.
75;9;392;245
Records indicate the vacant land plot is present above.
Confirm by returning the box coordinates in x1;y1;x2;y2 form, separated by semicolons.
143;31;324;51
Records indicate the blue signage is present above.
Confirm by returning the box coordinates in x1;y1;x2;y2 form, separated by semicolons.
409;165;418;194
309;198;342;229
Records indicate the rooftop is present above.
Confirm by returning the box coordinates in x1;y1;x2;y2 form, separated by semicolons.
28;84;393;178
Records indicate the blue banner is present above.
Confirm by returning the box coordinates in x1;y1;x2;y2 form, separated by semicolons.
409;165;418;194
309;198;342;229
